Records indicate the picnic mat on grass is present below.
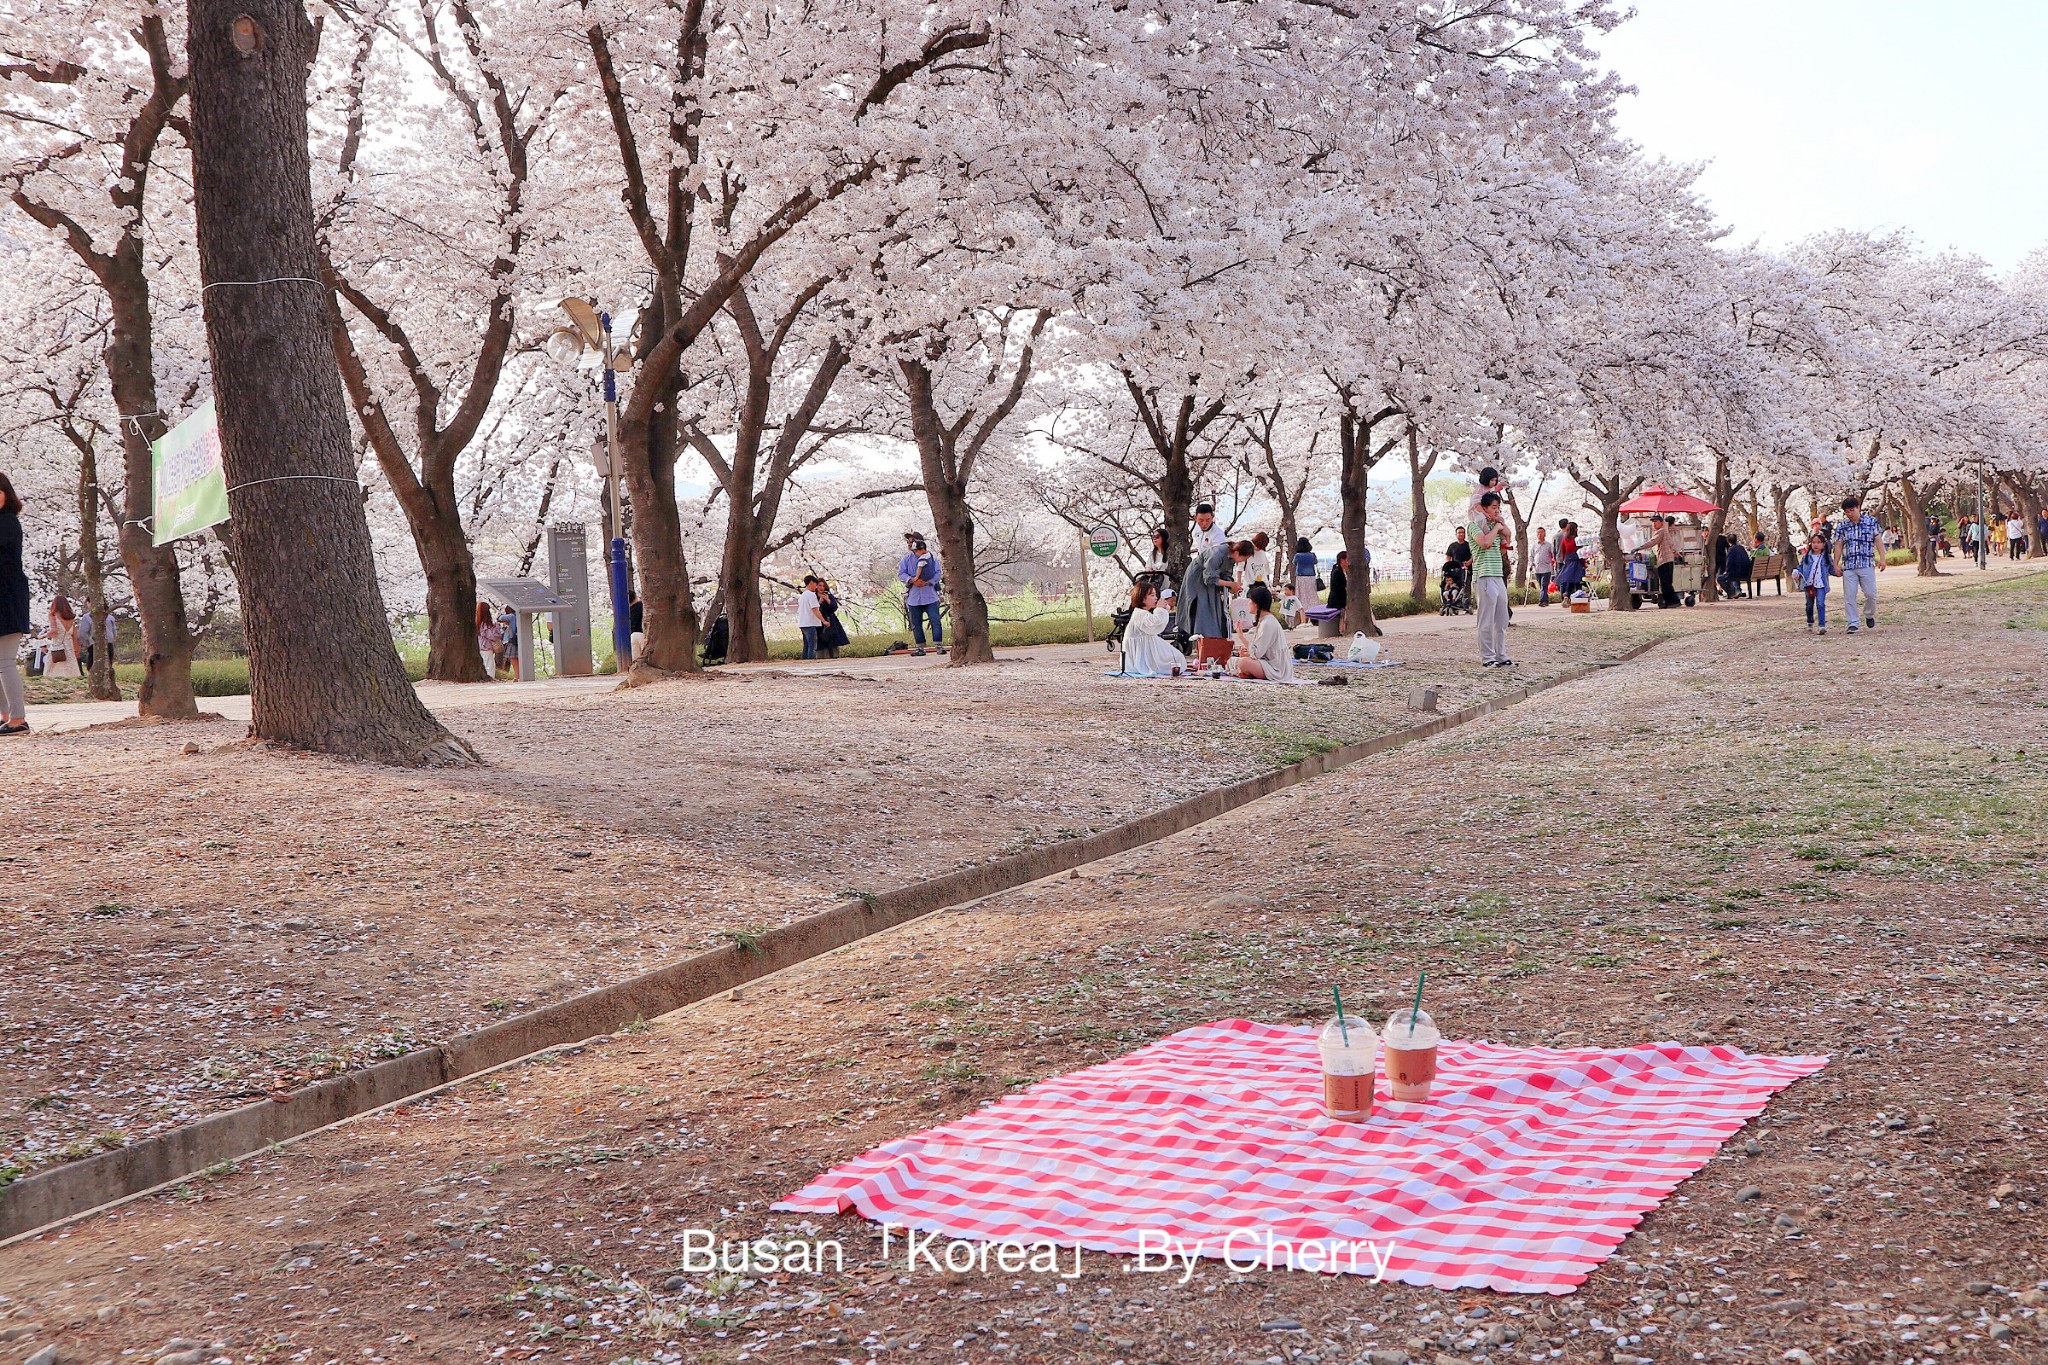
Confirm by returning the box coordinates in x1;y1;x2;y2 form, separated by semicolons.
1103;671;1319;685
776;1018;1827;1294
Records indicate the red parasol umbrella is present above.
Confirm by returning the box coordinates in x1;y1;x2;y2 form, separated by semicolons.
1618;484;1720;516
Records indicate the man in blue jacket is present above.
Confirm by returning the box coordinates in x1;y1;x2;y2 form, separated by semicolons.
899;533;944;655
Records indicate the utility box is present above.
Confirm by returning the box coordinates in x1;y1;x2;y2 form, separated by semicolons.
547;522;594;677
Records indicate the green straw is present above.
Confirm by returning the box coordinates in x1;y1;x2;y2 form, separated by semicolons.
1332;985;1350;1044
1409;971;1427;1031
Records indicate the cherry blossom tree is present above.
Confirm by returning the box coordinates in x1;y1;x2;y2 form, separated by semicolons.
3;3;203;714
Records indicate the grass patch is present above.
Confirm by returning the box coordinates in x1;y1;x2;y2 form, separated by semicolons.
1250;724;1343;767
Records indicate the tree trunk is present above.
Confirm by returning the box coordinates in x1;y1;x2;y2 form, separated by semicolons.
1336;406;1381;637
76;434;123;701
717;512;770;664
414;506;488;681
188;0;476;766
902;360;994;665
103;282;200;716
1588;479;1631;611
1699;455;1733;604
1769;484;1792;559
1898;473;1939;576
2010;474;2044;559
615;374;701;673
1406;427;1436;601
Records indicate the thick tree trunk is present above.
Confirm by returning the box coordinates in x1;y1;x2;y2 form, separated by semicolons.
616;382;701;673
716;514;771;664
1158;423;1196;580
1699;456;1733;604
901;362;994;665
188;0;475;766
2010;474;2044;559
1406;428;1436;602
1898;474;1940;576
1769;485;1792;559
103;283;200;717
1337;413;1379;637
1594;486;1632;611
414;507;489;682
926;483;993;665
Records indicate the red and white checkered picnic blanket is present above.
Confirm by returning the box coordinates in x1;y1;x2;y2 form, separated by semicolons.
776;1019;1827;1293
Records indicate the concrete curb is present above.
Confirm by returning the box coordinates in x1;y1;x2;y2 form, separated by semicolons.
0;639;1661;1243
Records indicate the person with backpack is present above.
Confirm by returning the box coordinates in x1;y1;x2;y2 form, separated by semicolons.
1797;532;1833;634
898;534;943;656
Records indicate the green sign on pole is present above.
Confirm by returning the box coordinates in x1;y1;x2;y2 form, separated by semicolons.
152;398;230;546
1088;525;1118;557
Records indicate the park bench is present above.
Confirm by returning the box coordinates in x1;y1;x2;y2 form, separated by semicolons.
1740;552;1785;597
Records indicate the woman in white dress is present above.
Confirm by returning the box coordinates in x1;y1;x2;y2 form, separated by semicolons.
1231;584;1293;681
43;595;81;678
1120;582;1187;677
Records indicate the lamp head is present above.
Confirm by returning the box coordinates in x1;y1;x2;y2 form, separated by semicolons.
558;297;606;349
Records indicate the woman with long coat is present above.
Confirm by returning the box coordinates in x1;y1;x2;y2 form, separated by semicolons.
1;472;30;733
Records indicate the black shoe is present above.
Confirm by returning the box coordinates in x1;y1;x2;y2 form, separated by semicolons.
0;722;28;736
1499;658;1516;667
1864;618;1875;628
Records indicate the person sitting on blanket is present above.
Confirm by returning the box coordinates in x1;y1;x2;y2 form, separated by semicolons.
1120;581;1187;678
1231;584;1294;681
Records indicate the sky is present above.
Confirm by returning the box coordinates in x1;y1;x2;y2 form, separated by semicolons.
1593;0;2048;273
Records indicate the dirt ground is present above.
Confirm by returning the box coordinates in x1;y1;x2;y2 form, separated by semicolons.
2;602;1691;1176
3;566;2044;1365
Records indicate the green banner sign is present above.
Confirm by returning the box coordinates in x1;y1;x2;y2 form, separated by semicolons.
152;399;229;546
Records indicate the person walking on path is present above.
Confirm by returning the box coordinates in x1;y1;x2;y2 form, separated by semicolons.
1;474;31;734
2008;513;2028;560
1832;494;1881;633
1990;515;2009;559
898;535;943;656
1471;492;1511;666
43;593;81;678
1529;526;1556;605
796;575;825;660
1797;533;1832;635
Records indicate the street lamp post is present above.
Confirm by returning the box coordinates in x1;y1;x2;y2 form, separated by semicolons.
553;299;634;670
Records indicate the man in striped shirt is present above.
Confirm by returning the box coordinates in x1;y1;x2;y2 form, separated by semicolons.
1831;494;1881;633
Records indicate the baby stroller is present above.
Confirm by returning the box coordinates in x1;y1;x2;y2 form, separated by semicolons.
1105;569;1172;654
1438;567;1472;616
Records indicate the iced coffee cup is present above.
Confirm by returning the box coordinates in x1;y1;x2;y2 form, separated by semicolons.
1318;1015;1379;1122
1381;1008;1440;1102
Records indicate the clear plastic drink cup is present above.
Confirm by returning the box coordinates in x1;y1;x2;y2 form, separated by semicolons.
1318;1015;1379;1122
1382;1008;1441;1102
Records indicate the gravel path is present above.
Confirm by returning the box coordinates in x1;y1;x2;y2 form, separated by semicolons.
3;600;1693;1175
1;566;2042;1363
